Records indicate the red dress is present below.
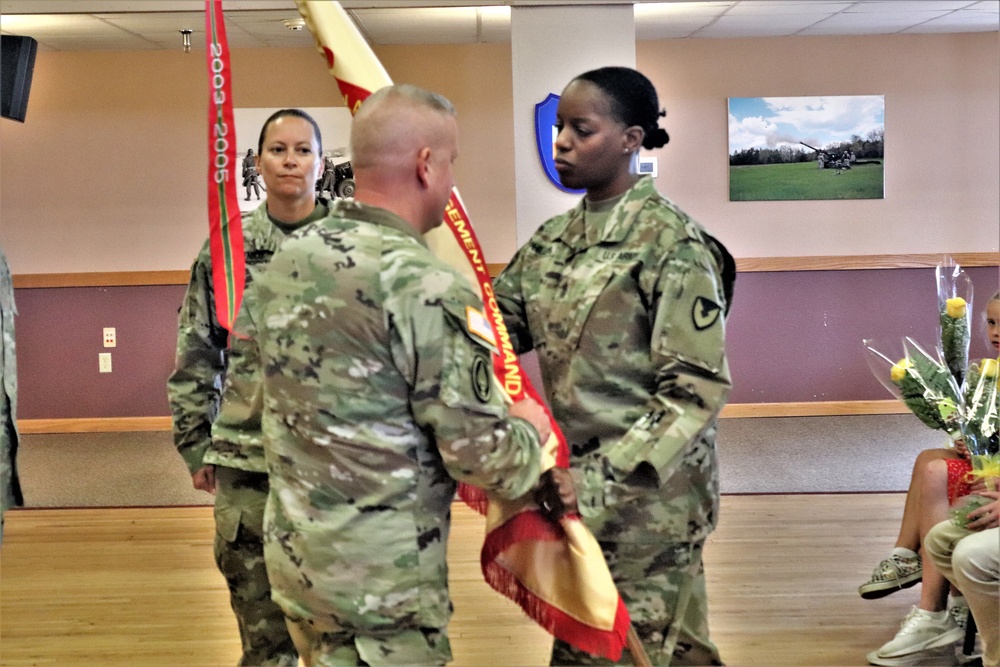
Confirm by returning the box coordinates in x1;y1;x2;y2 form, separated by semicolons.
946;458;974;505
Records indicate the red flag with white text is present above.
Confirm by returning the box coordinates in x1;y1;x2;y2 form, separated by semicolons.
203;0;245;331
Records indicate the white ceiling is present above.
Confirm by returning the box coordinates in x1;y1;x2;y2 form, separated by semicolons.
0;1;997;51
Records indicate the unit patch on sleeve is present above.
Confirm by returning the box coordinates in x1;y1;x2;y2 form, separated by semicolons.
692;296;722;331
471;353;492;403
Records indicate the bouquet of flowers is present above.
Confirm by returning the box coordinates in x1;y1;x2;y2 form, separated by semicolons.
936;260;973;386
863;337;964;438
962;357;999;446
948;356;1000;528
864;259;999;527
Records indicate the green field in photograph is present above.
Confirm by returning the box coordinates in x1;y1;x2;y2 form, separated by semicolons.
729;161;884;201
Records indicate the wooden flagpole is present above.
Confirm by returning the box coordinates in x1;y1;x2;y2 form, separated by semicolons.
626;624;653;667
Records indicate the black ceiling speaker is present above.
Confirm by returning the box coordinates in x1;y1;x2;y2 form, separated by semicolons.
2;35;38;123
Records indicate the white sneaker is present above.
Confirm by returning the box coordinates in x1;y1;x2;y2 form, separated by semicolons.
867;607;964;665
867;646;958;666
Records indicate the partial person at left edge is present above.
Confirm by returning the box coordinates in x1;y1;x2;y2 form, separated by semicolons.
167;109;331;667
1;246;24;546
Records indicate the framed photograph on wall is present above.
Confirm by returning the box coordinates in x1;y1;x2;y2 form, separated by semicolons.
233;106;354;213
728;95;885;201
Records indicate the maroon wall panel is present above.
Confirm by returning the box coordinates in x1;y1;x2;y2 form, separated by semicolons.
726;266;999;403
16;285;186;419
11;266;1000;419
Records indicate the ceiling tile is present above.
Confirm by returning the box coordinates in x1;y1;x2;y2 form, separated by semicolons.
224;9;310;26
0;1;289;11
634;2;733;39
799;10;952;35
1;13;114;36
697;14;835;38
636;19;714;40
42;34;160;50
843;1;979;12
341;0;506;6
1;1;997;51
351;8;479;44
903;9;1000;31
725;1;854;15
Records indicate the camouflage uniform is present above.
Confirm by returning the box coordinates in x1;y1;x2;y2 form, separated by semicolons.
249;199;543;666
167;200;328;666
493;176;734;666
1;248;23;543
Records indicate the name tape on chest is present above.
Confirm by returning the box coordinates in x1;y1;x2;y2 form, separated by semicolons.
597;250;640;262
245;249;274;266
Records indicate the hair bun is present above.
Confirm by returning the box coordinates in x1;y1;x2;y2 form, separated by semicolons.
643;127;670;150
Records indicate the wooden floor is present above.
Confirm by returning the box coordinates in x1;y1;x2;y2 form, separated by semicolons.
1;494;921;667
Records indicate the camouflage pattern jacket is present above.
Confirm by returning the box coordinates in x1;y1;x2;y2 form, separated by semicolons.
1;248;22;511
167;200;328;475
494;175;734;546
251;199;543;633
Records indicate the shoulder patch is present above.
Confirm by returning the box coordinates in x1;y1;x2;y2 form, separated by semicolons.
465;306;497;350
471;353;492;403
692;296;722;331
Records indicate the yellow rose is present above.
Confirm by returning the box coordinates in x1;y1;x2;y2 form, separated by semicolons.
945;297;967;318
890;358;912;383
981;358;999;378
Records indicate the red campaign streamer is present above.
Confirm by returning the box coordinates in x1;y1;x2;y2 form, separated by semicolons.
204;0;244;330
441;198;631;662
443;194;569;514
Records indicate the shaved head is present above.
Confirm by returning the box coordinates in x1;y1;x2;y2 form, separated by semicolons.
347;84;460;233
350;84;457;172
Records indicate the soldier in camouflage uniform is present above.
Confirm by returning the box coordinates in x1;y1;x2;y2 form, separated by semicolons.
494;67;735;666
248;84;555;667
1;247;23;545
168;109;330;666
243;149;262;202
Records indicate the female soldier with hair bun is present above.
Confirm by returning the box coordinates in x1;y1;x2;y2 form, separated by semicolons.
168;108;330;667
495;66;735;666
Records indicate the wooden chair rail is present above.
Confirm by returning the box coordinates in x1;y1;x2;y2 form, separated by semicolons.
17;400;907;434
12;252;999;288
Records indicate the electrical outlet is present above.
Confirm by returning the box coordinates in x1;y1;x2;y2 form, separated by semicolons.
99;352;112;373
103;327;116;348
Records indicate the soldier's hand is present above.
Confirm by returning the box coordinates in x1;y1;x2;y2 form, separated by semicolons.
966;490;1000;531
534;467;578;521
192;465;217;494
509;395;552;444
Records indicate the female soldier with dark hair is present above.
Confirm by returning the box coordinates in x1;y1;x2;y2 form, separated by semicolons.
168;108;329;667
496;67;735;666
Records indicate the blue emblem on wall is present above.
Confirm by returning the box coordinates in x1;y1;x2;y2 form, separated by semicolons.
534;93;585;194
